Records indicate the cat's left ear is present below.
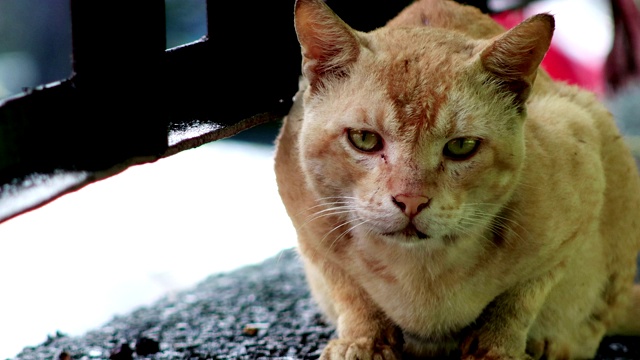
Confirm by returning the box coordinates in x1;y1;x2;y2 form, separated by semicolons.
480;14;555;107
294;0;361;89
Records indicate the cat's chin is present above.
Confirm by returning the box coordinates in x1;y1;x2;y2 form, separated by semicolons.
382;224;430;241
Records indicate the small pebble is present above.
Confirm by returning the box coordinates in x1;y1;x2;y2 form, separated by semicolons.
109;343;134;360
243;322;270;336
136;337;160;356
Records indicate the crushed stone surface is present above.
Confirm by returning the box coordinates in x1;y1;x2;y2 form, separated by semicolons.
12;249;640;360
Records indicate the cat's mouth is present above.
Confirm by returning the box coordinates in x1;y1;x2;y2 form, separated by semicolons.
383;224;430;240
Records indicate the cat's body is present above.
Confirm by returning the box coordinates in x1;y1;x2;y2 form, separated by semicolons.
274;0;640;359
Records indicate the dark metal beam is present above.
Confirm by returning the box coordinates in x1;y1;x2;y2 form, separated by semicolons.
0;0;415;225
0;40;284;224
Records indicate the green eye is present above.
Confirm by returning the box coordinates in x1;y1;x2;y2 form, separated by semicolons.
443;138;480;159
348;129;383;152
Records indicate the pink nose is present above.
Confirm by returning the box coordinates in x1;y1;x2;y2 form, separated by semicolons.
392;194;430;217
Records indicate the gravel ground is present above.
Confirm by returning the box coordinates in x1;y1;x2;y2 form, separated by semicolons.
12;249;640;360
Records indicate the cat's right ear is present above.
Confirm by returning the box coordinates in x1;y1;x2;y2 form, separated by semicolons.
480;14;554;109
294;0;360;88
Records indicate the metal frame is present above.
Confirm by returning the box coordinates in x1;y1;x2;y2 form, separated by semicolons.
0;0;417;224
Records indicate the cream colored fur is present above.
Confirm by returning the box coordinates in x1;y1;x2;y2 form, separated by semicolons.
274;0;640;359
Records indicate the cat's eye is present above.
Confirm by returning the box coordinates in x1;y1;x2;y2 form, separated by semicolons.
443;138;480;159
347;129;383;152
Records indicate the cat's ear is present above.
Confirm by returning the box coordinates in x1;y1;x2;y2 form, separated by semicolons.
480;13;555;107
294;0;360;88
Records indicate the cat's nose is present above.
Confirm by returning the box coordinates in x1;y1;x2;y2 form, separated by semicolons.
392;194;430;218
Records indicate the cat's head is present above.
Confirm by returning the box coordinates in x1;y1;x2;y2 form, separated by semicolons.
294;0;553;247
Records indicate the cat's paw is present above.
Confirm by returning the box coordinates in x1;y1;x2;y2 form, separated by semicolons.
460;332;531;360
320;337;400;360
526;337;592;360
461;353;532;360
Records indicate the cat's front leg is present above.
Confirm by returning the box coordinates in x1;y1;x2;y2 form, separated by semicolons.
460;271;561;360
321;325;402;360
319;290;404;360
309;261;403;360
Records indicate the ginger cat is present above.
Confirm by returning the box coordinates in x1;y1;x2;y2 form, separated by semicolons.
274;0;640;359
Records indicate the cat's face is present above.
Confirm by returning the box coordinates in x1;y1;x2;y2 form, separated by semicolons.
299;31;525;246
294;0;553;247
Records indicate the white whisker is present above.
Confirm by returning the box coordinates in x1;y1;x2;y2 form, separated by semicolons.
320;217;364;246
293;198;354;218
329;219;370;251
297;208;356;231
460;211;525;247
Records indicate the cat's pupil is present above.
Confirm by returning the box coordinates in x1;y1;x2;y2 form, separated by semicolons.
444;138;479;159
347;129;383;152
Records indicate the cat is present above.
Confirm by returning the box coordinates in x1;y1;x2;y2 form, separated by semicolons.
273;0;640;359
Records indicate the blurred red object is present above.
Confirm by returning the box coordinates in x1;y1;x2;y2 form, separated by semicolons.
605;0;640;94
491;9;605;97
491;0;640;97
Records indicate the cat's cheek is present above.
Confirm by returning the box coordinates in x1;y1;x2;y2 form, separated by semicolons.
492;172;517;198
309;160;353;193
481;143;524;197
302;148;371;199
446;150;515;197
469;161;520;204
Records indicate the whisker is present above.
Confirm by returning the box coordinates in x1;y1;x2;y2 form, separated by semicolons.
304;206;356;219
293;200;353;218
451;222;493;248
461;202;525;219
453;211;514;248
297;208;356;231
319;217;364;246
305;201;352;211
460;203;528;236
464;208;529;241
461;213;525;247
315;196;359;201
516;179;544;191
329;219;369;251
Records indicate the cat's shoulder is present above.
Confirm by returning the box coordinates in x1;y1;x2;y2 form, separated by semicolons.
385;0;504;39
529;80;618;141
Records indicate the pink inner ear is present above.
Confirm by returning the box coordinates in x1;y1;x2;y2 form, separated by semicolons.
294;2;326;60
481;14;555;82
294;0;360;81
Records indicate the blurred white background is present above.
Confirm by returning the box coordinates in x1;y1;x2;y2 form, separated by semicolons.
0;139;297;359
0;0;615;358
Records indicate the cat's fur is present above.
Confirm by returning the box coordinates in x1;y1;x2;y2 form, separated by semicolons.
274;0;640;359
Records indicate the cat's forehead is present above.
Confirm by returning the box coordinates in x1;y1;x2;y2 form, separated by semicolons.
365;26;478;59
358;28;477;133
